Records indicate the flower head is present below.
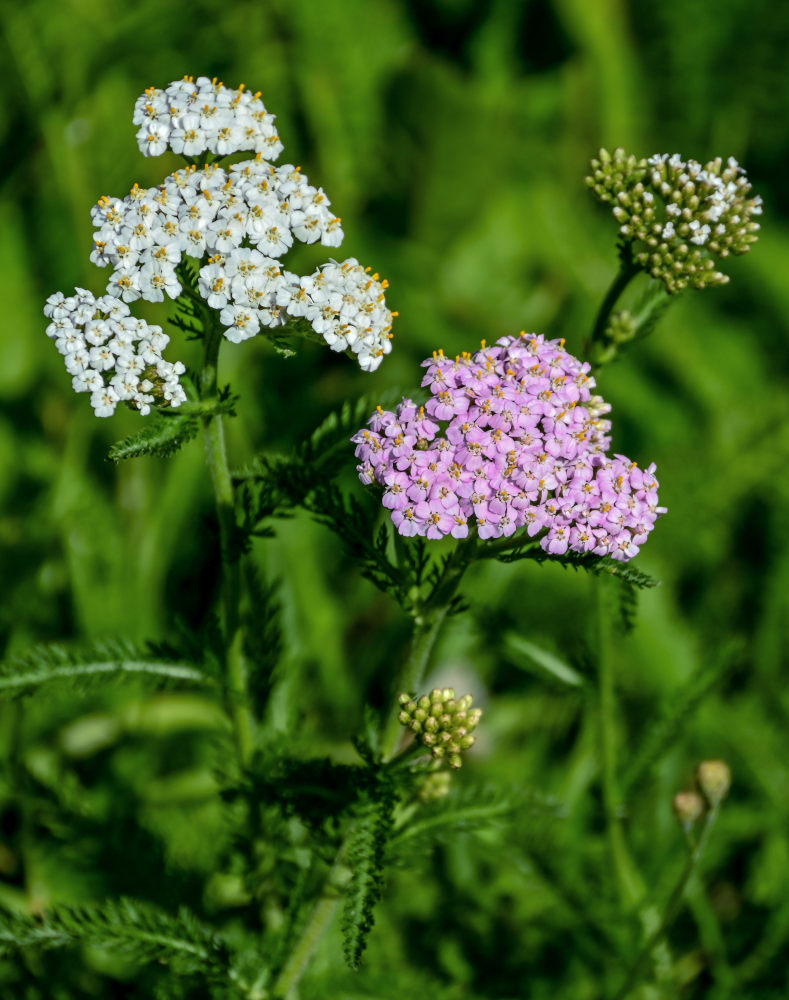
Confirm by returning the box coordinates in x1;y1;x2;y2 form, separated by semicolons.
353;333;665;561
44;289;186;417
75;79;395;374
587;148;762;292
133;76;284;161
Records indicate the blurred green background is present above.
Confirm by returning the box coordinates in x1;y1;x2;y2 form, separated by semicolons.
1;0;789;997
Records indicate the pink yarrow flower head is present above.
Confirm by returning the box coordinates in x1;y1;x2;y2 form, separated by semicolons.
352;333;665;562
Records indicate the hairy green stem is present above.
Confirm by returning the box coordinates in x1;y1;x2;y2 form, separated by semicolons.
380;538;476;761
270;847;348;999
380;609;449;761
201;320;255;768
613;806;722;999
586;247;640;360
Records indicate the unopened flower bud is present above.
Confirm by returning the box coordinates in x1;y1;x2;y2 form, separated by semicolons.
606;310;638;345
396;686;483;768
696;760;731;808
673;791;705;831
419;771;451;802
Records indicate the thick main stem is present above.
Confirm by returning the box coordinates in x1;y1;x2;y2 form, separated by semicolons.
201;323;255;768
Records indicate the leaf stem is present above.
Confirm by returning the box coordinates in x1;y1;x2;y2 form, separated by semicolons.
380;537;476;761
380;609;449;762
200;318;255;768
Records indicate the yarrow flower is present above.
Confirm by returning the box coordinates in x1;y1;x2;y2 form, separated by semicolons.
587;147;762;293
133;76;284;161
44;289;186;417
46;77;396;414
353;333;665;562
288;259;394;372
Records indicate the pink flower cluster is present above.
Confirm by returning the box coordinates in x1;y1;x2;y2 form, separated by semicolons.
352;333;665;561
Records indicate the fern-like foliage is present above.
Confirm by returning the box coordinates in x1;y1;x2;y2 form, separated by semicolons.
0;898;230;975
341;776;396;970
250;748;363;841
0;638;212;697
491;543;660;589
109;393;238;463
242;564;283;715
108;411;200;462
388;782;564;862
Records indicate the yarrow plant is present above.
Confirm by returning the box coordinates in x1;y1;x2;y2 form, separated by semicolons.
1;77;762;999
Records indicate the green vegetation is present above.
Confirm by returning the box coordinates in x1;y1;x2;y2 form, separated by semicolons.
1;1;788;997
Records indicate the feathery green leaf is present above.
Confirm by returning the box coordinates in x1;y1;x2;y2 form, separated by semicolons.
0;638;211;697
341;778;396;970
0;898;229;975
108;411;200;462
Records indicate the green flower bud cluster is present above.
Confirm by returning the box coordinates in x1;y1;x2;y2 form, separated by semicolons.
587;148;762;293
605;310;637;345
398;688;482;770
586;146;648;203
418;771;452;802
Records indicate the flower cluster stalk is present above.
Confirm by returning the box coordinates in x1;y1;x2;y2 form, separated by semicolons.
200;318;255;768
587;247;641;359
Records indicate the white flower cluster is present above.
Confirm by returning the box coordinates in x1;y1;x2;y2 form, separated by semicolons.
290;260;395;371
46;77;396;419
199;250;297;341
44;289;186;417
133;76;284;161
647;153;763;249
90;159;343;305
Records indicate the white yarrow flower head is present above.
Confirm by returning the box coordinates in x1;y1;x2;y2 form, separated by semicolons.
288;260;395;372
46;77;396;418
587;147;762;293
133;77;284;161
43;288;187;417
